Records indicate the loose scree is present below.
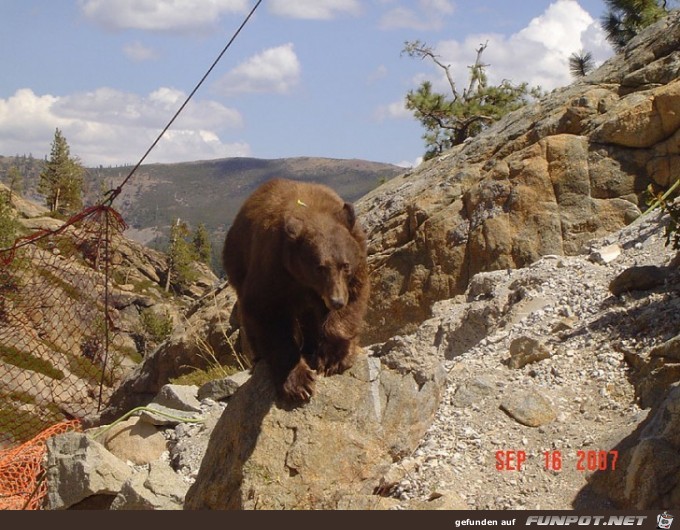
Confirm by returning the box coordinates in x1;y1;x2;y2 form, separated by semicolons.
222;178;369;402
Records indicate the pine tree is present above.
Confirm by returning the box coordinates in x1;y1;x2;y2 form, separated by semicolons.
0;194;19;249
0;195;23;310
165;219;198;292
601;0;668;51
38;128;84;215
569;50;595;79
403;41;541;160
192;223;213;267
5;166;23;201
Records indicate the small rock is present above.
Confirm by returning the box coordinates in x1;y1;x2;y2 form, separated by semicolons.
609;265;668;296
153;384;201;412
45;432;132;510
506;336;551;369
551;317;578;334
197;378;239;402
451;377;496;408
197;369;252;401
110;462;189;510
404;490;468;510
589;244;622;264
500;389;557;427
96;416;167;465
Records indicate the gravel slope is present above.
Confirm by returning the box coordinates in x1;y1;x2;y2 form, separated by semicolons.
389;210;679;510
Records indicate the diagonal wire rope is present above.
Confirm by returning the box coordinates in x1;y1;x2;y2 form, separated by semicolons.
103;0;263;207
92;0;262;411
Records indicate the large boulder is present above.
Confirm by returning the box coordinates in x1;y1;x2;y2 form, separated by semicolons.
357;12;680;344
184;344;446;510
45;432;132;510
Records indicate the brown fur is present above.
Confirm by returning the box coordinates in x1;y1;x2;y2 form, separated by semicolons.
223;178;369;403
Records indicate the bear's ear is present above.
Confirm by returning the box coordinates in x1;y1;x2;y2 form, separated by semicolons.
340;202;356;229
284;215;305;240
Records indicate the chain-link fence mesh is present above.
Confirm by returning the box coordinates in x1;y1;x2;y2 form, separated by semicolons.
0;206;127;448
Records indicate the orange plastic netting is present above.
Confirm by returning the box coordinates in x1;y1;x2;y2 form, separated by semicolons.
0;419;81;510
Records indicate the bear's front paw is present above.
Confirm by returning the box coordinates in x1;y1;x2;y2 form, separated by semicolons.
318;342;358;376
281;361;316;402
319;356;353;376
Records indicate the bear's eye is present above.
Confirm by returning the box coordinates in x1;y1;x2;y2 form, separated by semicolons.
317;264;329;274
341;262;351;274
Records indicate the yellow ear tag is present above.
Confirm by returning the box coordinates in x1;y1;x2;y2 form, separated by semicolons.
296;199;308;207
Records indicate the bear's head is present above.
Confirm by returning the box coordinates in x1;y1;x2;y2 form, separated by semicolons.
283;203;364;311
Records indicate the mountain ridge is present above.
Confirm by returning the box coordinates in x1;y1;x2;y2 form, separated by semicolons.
1;154;404;269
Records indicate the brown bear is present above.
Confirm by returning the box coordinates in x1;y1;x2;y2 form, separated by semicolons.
222;178;369;403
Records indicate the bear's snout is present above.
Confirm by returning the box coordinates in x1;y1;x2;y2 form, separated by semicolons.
328;296;346;311
322;283;348;311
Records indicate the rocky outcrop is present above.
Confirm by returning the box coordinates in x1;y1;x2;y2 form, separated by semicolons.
98;284;240;423
184;343;446;510
357;12;680;344
370;208;680;509
2;182;49;218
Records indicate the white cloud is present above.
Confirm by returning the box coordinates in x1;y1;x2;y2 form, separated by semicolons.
214;43;301;95
428;0;613;92
0;88;248;166
79;0;249;32
379;0;455;31
268;0;361;20
123;41;158;62
374;99;411;121
395;156;423;169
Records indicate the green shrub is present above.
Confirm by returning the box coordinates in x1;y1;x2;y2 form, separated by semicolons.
170;363;238;387
140;307;174;344
664;205;680;249
648;181;680;249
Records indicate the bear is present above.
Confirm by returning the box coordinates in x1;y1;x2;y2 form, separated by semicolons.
222;178;369;403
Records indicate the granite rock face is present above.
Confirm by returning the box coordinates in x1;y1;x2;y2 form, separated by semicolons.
357;12;680;344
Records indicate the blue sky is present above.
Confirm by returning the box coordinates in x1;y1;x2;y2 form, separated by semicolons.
0;0;616;168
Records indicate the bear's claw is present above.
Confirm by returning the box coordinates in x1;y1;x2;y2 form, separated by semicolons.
281;360;316;402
